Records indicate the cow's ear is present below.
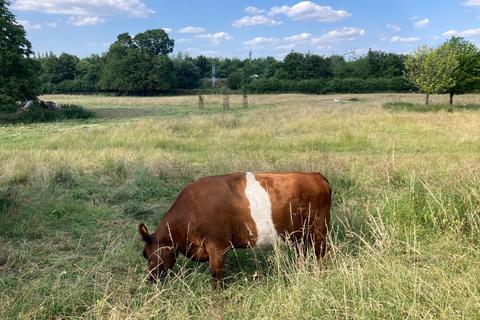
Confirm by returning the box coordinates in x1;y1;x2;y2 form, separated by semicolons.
139;223;152;244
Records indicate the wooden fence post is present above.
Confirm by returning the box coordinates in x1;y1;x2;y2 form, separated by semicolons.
223;95;230;110
242;93;248;109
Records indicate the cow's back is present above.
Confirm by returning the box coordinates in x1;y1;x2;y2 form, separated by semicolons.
164;172;331;250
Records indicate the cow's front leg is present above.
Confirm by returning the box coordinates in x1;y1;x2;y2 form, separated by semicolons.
206;242;227;289
313;214;330;259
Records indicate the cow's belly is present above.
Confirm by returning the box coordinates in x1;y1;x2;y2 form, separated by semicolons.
244;172;282;248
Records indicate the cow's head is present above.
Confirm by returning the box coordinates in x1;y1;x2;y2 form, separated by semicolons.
138;223;176;283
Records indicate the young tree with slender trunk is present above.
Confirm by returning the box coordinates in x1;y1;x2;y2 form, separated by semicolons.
437;37;479;105
404;46;457;105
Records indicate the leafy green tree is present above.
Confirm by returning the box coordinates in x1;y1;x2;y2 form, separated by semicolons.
37;53;78;85
133;29;174;57
216;58;243;78
437;37;480;105
116;32;134;48
194;55;211;78
57;53;79;82
283;52;305;80
99;30;175;94
0;0;40;103
76;54;103;92
172;58;200;89
260;57;280;78
153;56;174;91
303;53;332;79
328;55;348;78
365;50;405;78
405;46;457;105
228;69;246;90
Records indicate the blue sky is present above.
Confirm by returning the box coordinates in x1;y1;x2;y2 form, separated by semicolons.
11;0;480;59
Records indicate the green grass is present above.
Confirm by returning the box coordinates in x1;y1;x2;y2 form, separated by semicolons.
383;101;480;112
1;93;480;319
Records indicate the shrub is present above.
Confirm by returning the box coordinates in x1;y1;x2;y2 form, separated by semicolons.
0;102;95;124
0;103;17;114
40;80;99;94
246;77;416;94
61;104;96;119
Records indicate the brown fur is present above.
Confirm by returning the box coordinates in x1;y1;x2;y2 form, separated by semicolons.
139;172;332;288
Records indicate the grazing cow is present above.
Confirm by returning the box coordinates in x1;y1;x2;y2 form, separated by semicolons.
139;172;332;288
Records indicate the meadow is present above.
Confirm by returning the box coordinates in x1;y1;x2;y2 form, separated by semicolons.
1;93;480;319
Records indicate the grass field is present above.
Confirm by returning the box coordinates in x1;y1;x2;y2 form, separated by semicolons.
1;93;480;319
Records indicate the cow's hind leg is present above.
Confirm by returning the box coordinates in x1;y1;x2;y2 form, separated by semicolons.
206;242;228;289
313;216;329;259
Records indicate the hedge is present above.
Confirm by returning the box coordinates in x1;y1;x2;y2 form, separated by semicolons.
245;77;415;94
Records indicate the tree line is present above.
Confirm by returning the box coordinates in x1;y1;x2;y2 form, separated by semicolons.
1;0;479;105
35;38;414;95
34;32;479;100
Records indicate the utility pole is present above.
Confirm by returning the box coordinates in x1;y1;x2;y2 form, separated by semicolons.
211;60;216;90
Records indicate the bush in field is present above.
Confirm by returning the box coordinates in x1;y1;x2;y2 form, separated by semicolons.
0;102;95;123
0;102;17;114
60;104;96;119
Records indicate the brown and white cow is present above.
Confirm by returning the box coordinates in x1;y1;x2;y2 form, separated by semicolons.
139;172;332;287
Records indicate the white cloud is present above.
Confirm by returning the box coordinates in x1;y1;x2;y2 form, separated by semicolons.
283;32;311;41
68;16;106;26
196;32;232;45
442;28;480;37
178;26;206;34
313;27;365;44
45;22;58;28
233;15;282;28
242;28;364;56
88;41;111;47
270;1;350;22
177;38;193;44
12;0;154;17
390;36;420;43
273;44;296;51
463;0;480;6
243;37;279;47
244;6;264;14
162;27;173;33
244;28;363;50
17;20;42;31
413;18;430;28
196;50;222;57
386;24;401;32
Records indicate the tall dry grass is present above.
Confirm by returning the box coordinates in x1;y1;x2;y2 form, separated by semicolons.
1;93;480;319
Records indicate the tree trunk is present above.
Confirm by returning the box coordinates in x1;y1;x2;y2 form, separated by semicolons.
449;93;454;106
425;93;430;106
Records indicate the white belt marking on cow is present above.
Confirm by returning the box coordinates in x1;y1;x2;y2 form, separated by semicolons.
245;172;281;248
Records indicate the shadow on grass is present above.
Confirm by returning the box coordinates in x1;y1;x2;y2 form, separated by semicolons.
92;103;274;120
383;102;480;112
0;104;95;124
172;247;276;285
